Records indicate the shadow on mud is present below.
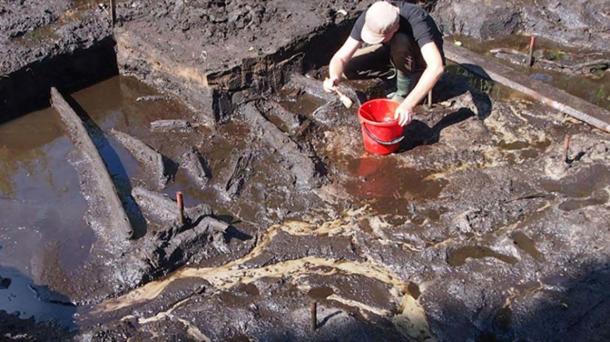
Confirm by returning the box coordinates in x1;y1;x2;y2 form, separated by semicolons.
252;263;610;341
399;107;475;151
437;63;494;121
61;93;148;238
397;65;493;152
0;37;118;124
428;263;610;341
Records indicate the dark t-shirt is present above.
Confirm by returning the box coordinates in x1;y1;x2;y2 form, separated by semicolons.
350;1;445;62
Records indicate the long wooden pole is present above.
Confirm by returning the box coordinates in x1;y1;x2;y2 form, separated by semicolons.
444;44;610;132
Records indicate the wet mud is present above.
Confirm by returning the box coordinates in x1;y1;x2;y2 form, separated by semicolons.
1;1;610;341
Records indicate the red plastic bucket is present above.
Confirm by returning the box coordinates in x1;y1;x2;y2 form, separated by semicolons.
358;99;404;155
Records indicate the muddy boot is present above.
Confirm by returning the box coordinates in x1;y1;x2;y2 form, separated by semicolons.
387;69;411;102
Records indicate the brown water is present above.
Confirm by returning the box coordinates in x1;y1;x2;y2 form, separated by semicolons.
340;155;446;216
511;231;544;262
447;246;519;267
0;75;193;327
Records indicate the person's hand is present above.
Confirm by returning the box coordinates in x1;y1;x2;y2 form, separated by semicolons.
394;101;415;126
323;77;339;93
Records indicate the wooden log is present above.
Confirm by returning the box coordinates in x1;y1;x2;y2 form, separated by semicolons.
445;44;610;132
110;128;174;190
179;148;211;189
50;87;133;239
241;103;324;190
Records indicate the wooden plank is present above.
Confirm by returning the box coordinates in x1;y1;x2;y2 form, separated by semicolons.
51;87;133;239
444;44;610;132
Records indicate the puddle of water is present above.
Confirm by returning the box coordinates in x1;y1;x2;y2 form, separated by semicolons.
446;246;518;267
558;190;608;211
13;25;60;47
511;231;544;261
497;138;551;163
339;155;446;216
448;35;610;109
444;64;531;103
0;107;93;272
72;0;101;9
540;165;610;198
406;282;420;300
0;75;196;327
277;89;327;117
12;0;111;47
308;286;334;300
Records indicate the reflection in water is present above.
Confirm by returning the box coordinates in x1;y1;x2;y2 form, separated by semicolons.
0;75;192;327
340;154;446;215
0;266;77;329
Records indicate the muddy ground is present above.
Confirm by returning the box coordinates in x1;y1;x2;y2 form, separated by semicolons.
1;0;609;341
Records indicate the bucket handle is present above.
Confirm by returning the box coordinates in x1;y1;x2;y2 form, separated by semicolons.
362;124;404;145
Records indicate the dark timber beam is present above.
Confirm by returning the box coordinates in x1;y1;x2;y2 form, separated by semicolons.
445;44;610;132
51;87;133;239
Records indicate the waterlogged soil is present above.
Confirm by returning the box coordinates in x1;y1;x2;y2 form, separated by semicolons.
2;69;609;341
1;1;610;341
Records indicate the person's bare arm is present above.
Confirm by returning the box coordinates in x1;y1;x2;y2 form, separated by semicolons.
395;41;444;125
324;37;361;92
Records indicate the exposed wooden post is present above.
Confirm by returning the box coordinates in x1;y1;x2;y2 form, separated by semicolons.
427;90;433;108
176;192;185;225
310;302;317;331
110;0;116;26
527;35;536;67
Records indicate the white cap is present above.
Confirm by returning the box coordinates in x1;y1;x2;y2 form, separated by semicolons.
361;1;399;44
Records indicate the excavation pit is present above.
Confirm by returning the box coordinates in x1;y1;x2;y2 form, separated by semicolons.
1;1;609;340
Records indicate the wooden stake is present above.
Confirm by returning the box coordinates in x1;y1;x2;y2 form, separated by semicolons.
527;35;536;67
176;192;185;225
563;134;571;164
427;90;433;108
310;302;317;331
110;0;116;27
